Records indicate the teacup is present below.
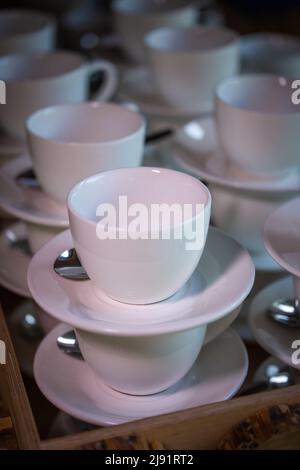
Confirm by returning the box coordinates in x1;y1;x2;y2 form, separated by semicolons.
240;33;300;77
68;167;211;304
0;9;56;55
26;222;64;255
112;0;198;63
215;74;300;178
27;102;145;204
145;26;239;113
0;50;118;139
75;305;239;395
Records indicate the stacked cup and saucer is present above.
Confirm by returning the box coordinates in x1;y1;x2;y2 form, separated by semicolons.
28;163;255;425
171;74;300;341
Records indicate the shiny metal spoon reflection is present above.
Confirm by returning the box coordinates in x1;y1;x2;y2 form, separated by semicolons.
267;298;300;328
56;330;83;360
240;358;295;395
54;248;89;281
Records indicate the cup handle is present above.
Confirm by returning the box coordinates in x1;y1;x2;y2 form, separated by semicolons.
87;59;118;102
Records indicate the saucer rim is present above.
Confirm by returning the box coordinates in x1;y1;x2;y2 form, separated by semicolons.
172;138;300;193
248;276;300;370
0;154;69;227
33;324;249;426
27;226;255;337
0;221;31;298
263;196;300;278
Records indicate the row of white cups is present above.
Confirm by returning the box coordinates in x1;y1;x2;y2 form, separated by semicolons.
0;6;300;424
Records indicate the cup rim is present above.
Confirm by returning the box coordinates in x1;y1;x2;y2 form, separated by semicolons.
26;102;146;146
215;73;300;116
0;50;85;84
67;166;211;234
112;0;196;16
144;26;238;55
0;8;56;38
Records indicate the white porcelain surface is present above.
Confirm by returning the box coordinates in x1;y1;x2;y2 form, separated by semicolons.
215;75;300;177
120;66;201;119
0;222;30;297
264;196;300;301
145;26;239;114
172;134;300;270
76;326;206;395
249;277;300;370
27;226;254;335
34;324;248;426
240;33;300;76
0;9;56;55
68;167;211;304
0;51;117;139
27;102;145;204
113;0;198;63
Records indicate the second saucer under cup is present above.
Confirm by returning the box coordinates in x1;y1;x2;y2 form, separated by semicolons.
68;167;211;304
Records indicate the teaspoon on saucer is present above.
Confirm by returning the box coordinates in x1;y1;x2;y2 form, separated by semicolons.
54;248;89;281
56;330;83;360
267;298;300;328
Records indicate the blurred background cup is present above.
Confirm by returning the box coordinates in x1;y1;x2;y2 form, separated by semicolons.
215;74;300;178
0;50;118;139
240;32;300;77
145;26;239;114
27;102;146;204
0;9;56;56
112;0;199;63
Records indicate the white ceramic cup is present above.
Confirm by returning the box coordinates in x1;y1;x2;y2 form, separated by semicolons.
0;9;56;56
27;102;145;204
145;26;239;113
215;74;300;178
0;50;118;139
240;33;300;77
75;305;239;395
68;167;211;304
112;0;198;63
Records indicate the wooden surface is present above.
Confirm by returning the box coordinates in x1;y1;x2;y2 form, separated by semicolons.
0;305;40;449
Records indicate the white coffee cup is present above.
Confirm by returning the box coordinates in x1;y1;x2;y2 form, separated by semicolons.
112;0;198;63
68;167;211;304
215;74;300;177
0;50;118;139
0;9;56;56
240;33;300;77
145;26;239;113
75;305;239;395
27;102;145;204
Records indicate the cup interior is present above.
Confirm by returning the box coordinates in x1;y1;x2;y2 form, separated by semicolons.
216;75;298;113
0;51;83;81
27;102;144;143
0;9;53;37
113;0;191;14
68;168;210;230
145;26;237;52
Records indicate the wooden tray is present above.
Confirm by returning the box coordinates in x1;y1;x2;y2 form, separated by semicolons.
1;303;300;450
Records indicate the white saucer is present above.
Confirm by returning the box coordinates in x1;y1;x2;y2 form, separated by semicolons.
0;222;30;297
172;132;300;193
264;196;300;278
249;277;300;370
28;227;255;336
34;324;248;426
0;155;69;226
119;66;205;120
